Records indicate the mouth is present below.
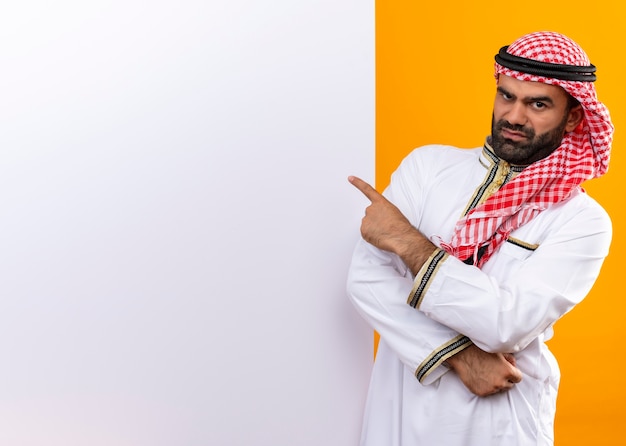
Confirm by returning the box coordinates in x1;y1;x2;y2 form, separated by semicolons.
500;128;528;141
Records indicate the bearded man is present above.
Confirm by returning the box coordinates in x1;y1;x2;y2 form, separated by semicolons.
347;31;613;445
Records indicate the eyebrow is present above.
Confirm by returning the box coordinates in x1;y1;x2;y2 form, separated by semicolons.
497;86;555;105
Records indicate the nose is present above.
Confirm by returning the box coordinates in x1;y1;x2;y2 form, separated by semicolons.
505;101;527;126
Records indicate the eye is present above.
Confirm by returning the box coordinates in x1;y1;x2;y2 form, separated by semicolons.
533;101;547;109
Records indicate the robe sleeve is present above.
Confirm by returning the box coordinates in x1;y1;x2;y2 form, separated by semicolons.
346;148;471;384
411;196;612;354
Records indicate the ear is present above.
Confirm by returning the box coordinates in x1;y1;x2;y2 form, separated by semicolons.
565;105;584;132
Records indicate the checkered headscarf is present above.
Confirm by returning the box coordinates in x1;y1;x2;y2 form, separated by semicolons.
441;31;613;267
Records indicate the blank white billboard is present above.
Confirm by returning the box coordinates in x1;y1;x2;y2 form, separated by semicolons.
0;1;374;444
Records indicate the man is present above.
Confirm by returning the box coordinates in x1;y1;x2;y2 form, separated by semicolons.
347;31;613;445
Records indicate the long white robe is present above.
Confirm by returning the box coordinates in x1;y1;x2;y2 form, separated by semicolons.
347;144;611;446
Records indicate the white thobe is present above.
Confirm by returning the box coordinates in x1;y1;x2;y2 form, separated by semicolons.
347;144;612;446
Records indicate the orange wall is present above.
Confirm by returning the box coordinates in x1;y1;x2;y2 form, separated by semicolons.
376;2;625;444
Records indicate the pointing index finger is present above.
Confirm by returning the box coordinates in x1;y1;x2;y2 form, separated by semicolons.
348;175;382;202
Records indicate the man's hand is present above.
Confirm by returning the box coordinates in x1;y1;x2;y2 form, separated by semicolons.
446;344;523;397
348;176;415;252
348;176;436;275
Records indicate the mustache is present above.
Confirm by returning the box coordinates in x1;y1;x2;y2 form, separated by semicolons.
494;120;535;138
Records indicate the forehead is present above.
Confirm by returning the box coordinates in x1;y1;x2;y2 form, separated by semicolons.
497;74;569;101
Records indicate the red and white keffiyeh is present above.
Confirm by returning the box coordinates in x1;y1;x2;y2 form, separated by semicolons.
441;31;614;267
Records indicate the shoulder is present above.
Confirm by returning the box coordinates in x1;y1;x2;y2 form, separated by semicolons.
563;190;612;229
404;144;481;160
400;144;480;166
394;144;482;178
541;189;613;241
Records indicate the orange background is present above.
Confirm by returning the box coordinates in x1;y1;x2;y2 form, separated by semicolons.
376;2;625;444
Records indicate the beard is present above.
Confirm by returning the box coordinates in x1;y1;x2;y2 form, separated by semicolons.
490;113;568;165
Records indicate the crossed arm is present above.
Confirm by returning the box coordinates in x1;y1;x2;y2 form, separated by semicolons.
348;175;522;396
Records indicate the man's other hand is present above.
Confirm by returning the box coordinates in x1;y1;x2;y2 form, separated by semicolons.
446;344;523;397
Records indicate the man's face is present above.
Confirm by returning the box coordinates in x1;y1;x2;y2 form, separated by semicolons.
491;75;582;165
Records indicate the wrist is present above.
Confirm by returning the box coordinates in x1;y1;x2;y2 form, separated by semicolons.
394;230;436;276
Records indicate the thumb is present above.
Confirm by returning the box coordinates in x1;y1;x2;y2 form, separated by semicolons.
508;364;523;384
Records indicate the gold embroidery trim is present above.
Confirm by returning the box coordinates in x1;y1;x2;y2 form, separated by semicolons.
414;334;472;383
506;236;539;251
408;249;448;309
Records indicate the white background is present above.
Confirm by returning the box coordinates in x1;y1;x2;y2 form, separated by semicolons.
0;1;374;444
